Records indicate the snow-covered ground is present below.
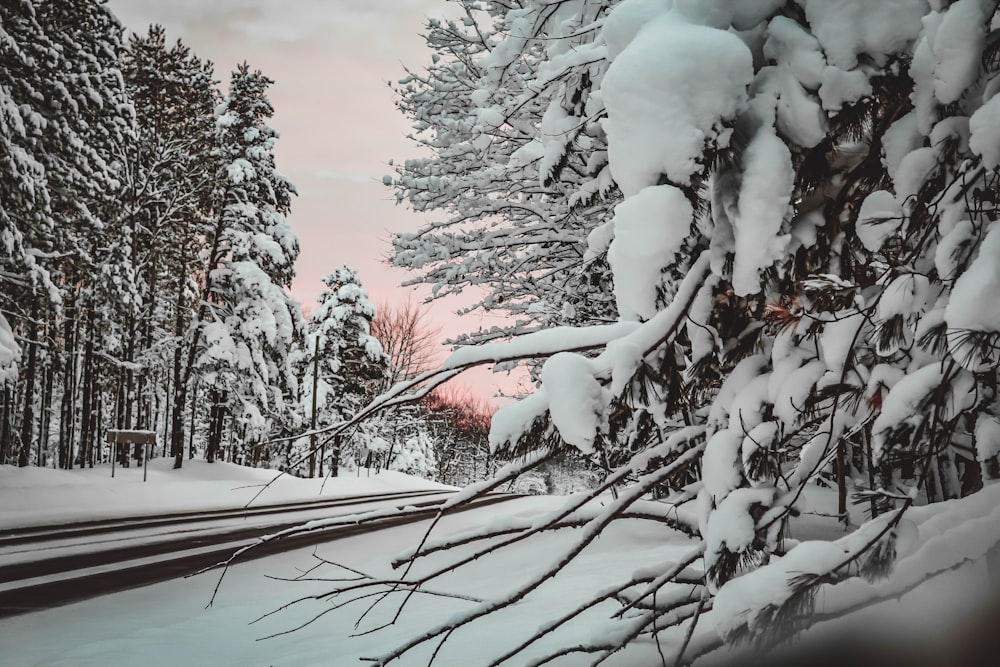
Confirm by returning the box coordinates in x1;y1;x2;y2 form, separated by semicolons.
0;463;997;666
0;459;453;529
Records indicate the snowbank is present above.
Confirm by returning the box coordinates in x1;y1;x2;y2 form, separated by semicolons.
0;459;454;529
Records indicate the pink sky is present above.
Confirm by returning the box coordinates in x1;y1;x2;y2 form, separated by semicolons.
108;0;527;403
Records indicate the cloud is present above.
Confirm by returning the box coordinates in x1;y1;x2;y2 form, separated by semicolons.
109;0;435;45
310;169;375;184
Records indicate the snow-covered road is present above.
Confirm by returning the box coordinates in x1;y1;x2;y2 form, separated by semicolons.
0;489;455;605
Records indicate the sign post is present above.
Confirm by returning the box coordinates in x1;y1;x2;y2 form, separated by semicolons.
105;431;157;482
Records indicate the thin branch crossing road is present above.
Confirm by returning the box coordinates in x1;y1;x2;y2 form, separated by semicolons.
0;489;518;618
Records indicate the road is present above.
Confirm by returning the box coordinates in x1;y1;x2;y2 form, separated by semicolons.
0;489;516;618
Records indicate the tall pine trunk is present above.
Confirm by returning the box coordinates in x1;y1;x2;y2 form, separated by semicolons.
39;352;55;467
58;294;78;470
0;387;11;465
79;316;95;468
17;302;39;467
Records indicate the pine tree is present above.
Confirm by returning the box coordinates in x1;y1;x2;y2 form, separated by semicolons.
387;0;618;346
301;267;388;476
0;0;133;467
179;63;303;469
120;26;217;442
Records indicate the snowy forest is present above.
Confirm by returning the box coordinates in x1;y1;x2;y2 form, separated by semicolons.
0;1;493;482
5;0;1000;664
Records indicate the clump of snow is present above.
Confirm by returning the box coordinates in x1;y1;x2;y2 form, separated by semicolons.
856;190;903;251
709;354;770;428
540;353;605;454
910;11;943;136
727;372;772;433
537;98;578;183
712;539;848;640
935;219;975;280
790;414;843;486
929;0;994;104
686;274;720;364
601;0;671;60
817;66;872;112
765;17;825;88
742;421;779;479
227;158;256;184
702;429;745;501
882;112;922;174
601;11;753;195
866;364;906;406
675;0;786;30
969;94;1000;169
0;313;19;386
489;391;549;454
820;313;865;374
878;273;931;319
872;362;944;459
704;486;775;585
893;146;938;200
974;413;1000;470
607;184;693;320
732;125;794;295
759;17;828;147
773;360;826;425
797;0;927;70
946;222;1000;332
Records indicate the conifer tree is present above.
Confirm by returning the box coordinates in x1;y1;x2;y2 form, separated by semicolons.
301;266;388;476
120;26;217;439
0;0;132;466
178;63;303;469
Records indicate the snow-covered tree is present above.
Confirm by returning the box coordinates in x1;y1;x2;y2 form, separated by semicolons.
387;0;618;347
279;1;1000;663
120;26;218;438
181;63;303;468
0;0;133;467
300;266;387;476
1;5;313;471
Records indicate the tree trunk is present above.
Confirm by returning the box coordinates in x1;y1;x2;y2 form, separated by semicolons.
169;275;188;468
0;387;11;465
309;336;319;477
330;435;341;477
59;299;77;469
171;205;229;469
39;356;54;467
187;379;197;459
79;317;95;468
17;302;39;467
123;312;136;430
206;388;222;463
95;374;104;465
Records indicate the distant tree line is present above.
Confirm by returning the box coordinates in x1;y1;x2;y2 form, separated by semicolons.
0;1;492;484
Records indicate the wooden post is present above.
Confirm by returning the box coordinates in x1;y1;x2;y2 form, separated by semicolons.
111;429;118;478
309;335;319;478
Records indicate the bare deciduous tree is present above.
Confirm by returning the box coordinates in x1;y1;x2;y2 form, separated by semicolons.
370;298;443;391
